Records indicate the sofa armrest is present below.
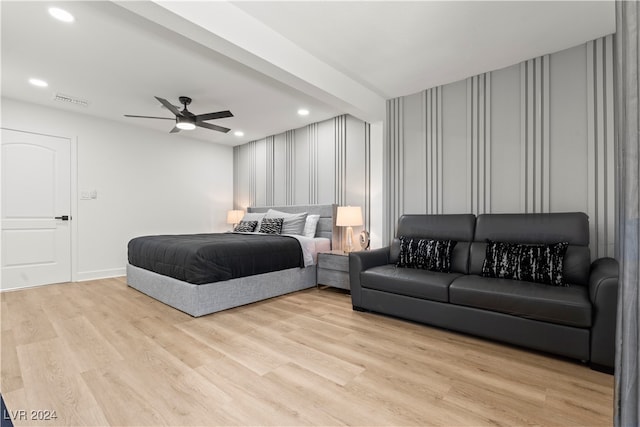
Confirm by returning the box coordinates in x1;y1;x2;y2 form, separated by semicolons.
349;247;390;308
588;257;619;370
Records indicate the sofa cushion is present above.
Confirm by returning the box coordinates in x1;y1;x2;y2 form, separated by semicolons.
474;212;589;245
397;237;456;272
481;240;569;286
361;265;461;302
449;275;592;328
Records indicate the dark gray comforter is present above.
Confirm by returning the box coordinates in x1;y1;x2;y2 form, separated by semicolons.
128;233;304;285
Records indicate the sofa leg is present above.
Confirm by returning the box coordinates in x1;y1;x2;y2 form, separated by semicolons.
352;306;367;312
589;362;614;375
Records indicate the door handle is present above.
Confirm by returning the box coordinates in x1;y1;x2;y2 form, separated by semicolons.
54;215;70;221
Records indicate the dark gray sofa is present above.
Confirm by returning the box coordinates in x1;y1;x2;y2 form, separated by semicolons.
349;213;619;371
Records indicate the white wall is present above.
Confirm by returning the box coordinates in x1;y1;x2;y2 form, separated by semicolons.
1;97;233;281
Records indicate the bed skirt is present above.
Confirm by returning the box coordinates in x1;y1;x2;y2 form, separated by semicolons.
126;263;317;317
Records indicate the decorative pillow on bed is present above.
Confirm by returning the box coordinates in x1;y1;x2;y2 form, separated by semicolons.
396;237;457;273
259;217;284;234
303;214;321;238
481;240;569;286
265;209;308;235
233;221;258;232
240;212;266;231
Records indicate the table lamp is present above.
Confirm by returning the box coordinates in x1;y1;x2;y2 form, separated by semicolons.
336;206;363;253
226;209;244;229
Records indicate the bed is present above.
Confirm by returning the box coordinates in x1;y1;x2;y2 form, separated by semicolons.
126;204;337;317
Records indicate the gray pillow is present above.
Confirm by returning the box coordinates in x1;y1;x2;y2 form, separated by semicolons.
265;209;308;235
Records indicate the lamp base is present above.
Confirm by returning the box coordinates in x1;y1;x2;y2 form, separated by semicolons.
344;226;354;253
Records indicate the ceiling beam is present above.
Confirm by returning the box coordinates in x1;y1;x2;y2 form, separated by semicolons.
115;0;386;123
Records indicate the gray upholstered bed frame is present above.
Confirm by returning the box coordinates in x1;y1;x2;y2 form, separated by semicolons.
126;204;337;317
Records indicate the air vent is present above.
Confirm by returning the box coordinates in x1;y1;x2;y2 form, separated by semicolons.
53;93;89;107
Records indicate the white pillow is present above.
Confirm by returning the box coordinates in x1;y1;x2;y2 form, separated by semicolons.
241;212;265;231
265;209;308;235
303;214;321;238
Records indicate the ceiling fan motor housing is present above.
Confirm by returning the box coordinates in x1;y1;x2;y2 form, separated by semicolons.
125;96;232;133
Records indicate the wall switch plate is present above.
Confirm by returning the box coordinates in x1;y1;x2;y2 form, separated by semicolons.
80;190;98;200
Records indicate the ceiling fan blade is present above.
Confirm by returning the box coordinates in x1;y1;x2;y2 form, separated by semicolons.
196;121;231;133
170;126;181;133
124;114;174;120
194;110;234;122
155;96;182;116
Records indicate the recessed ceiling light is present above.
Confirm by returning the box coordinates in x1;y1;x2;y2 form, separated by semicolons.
298;109;310;116
49;7;74;23
234;131;244;137
29;78;48;87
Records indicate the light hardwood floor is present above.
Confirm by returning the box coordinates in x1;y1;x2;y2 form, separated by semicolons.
1;277;613;426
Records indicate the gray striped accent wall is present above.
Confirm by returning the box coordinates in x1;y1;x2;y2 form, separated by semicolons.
467;73;491;215
308;123;318;204
364;122;371;236
383;36;615;258
334;115;347;206
385;97;404;242
587;35;615;257
285;130;295;205
425;86;443;215
265;136;275;206
520;55;550;213
234;114;371;250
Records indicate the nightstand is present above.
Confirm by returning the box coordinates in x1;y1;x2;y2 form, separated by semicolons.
317;250;350;290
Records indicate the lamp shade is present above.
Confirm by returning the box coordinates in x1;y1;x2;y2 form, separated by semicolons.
336;206;363;227
226;209;244;224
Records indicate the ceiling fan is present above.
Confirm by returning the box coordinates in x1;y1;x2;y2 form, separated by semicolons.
124;96;233;133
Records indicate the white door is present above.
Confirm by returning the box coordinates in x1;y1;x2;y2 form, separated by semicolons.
1;129;71;290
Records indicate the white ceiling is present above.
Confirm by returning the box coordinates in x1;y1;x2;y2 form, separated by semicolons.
1;1;615;147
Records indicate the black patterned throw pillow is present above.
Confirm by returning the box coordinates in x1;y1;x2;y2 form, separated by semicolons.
233;221;258;232
481;240;569;286
396;237;457;273
258;217;284;234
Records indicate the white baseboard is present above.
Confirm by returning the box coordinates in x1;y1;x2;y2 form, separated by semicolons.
75;268;126;282
1;281;66;292
1;268;127;292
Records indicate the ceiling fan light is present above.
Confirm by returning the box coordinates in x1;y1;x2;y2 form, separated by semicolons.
176;121;196;130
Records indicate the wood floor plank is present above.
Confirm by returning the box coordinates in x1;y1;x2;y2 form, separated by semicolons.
51;316;124;373
131;315;226;369
258;326;365;386
10;316;58;346
1;329;23;393
0;277;614;426
271;361;393;425
14;337;109;426
81;368;172;426
1;300;11;331
196;358;316;426
85;351;236;426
